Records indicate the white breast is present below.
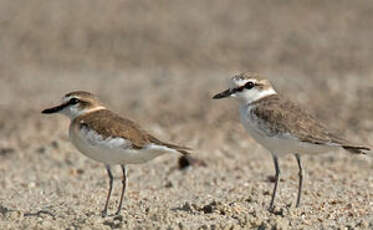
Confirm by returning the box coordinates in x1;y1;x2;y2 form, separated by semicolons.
69;123;177;165
239;105;336;157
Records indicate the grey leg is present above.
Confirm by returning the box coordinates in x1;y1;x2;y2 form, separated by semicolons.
115;165;128;215
295;154;303;208
102;165;113;217
269;155;280;211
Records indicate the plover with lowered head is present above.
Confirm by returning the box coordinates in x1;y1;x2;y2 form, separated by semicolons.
212;72;370;211
42;91;191;216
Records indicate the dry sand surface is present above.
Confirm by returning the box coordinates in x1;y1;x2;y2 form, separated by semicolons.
1;0;373;229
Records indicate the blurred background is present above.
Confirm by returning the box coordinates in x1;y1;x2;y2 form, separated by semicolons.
1;0;373;149
1;0;373;140
0;0;372;229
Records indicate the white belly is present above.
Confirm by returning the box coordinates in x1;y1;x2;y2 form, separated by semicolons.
69;124;176;165
239;106;336;157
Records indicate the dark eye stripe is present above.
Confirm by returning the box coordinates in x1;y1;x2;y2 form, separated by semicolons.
232;86;244;93
236;86;245;92
232;81;255;93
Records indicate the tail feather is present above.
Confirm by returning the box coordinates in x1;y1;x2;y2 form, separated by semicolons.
175;149;191;155
343;145;370;155
147;134;191;155
163;143;191;155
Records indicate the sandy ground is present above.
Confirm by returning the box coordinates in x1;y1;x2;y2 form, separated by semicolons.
1;1;373;229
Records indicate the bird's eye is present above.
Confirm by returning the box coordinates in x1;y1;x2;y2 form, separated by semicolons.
69;98;80;105
244;81;255;89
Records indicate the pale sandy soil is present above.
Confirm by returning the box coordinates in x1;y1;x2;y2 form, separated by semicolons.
0;1;372;229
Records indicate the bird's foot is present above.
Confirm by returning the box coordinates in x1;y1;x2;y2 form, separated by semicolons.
115;209;121;216
101;209;108;217
268;206;284;216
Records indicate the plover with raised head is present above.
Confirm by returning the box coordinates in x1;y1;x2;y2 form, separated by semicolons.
212;72;370;210
42;91;191;216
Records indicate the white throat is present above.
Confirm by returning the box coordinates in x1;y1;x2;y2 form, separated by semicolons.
61;106;106;120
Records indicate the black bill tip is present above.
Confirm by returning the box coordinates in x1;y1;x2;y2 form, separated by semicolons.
42;103;68;114
212;88;232;99
42;107;60;114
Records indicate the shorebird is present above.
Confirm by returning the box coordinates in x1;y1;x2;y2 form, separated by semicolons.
42;91;191;216
212;72;370;210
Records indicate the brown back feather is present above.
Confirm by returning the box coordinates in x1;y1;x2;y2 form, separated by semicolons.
251;95;370;154
74;110;190;154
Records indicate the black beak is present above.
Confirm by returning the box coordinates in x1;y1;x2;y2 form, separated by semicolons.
212;88;233;99
42;102;69;114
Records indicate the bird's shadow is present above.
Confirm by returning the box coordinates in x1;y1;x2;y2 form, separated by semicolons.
24;210;56;219
0;204;56;220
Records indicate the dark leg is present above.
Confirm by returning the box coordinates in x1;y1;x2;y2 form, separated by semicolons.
115;165;128;215
269;155;280;211
295;154;303;208
102;165;113;217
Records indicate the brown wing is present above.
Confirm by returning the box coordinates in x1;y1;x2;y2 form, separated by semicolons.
251;95;370;154
75;110;190;154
